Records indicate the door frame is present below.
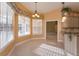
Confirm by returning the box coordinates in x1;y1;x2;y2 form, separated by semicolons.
45;19;62;42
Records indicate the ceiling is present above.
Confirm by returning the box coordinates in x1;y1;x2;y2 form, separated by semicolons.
21;2;79;14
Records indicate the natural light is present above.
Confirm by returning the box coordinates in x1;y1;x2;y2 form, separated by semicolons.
33;43;72;56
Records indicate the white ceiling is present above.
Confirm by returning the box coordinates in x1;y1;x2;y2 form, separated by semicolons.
21;2;79;14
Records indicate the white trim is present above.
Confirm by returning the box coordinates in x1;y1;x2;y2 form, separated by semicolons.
15;37;45;47
46;19;59;22
44;19;47;40
57;40;63;42
32;37;46;40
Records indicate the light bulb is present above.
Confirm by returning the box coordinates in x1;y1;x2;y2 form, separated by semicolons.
37;15;40;18
62;16;67;22
32;15;35;17
64;12;68;16
35;13;38;16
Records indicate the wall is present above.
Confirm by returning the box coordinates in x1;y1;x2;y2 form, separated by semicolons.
15;2;45;39
77;35;79;55
44;8;63;42
14;13;31;43
0;41;15;56
32;19;46;39
0;3;32;56
0;2;1;50
44;8;61;20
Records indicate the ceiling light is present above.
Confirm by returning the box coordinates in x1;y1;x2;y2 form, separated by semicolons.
61;2;71;22
35;13;38;16
32;2;40;18
37;14;40;18
62;16;67;22
32;14;35;17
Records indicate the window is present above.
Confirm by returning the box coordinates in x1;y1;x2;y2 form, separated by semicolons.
0;3;14;49
32;19;42;35
18;15;30;36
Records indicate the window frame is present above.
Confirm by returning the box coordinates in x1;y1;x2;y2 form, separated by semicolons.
0;2;14;50
18;14;31;37
32;19;43;35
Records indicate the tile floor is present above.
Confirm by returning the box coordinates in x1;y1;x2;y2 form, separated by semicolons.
10;39;65;56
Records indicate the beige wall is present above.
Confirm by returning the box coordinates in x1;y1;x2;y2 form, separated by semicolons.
44;8;63;42
44;8;61;20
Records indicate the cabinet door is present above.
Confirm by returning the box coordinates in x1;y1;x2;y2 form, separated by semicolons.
64;34;77;55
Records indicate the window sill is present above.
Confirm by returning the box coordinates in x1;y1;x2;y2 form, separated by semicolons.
0;39;14;53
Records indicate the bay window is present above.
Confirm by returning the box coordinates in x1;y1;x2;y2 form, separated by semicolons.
32;19;42;35
0;3;14;49
18;15;30;36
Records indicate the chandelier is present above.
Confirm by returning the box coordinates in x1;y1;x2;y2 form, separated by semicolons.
32;2;40;18
61;2;71;22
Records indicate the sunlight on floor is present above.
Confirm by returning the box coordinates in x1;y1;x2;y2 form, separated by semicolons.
33;43;65;56
33;43;73;56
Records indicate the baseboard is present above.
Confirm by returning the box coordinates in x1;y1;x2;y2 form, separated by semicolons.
57;40;63;42
15;38;46;47
7;39;31;56
7;45;16;56
7;38;46;56
15;39;32;46
32;37;46;40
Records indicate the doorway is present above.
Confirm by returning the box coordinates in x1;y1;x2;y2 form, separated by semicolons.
46;21;57;43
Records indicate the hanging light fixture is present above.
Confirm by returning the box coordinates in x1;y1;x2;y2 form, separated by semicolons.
61;2;66;22
61;2;71;22
32;2;40;18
